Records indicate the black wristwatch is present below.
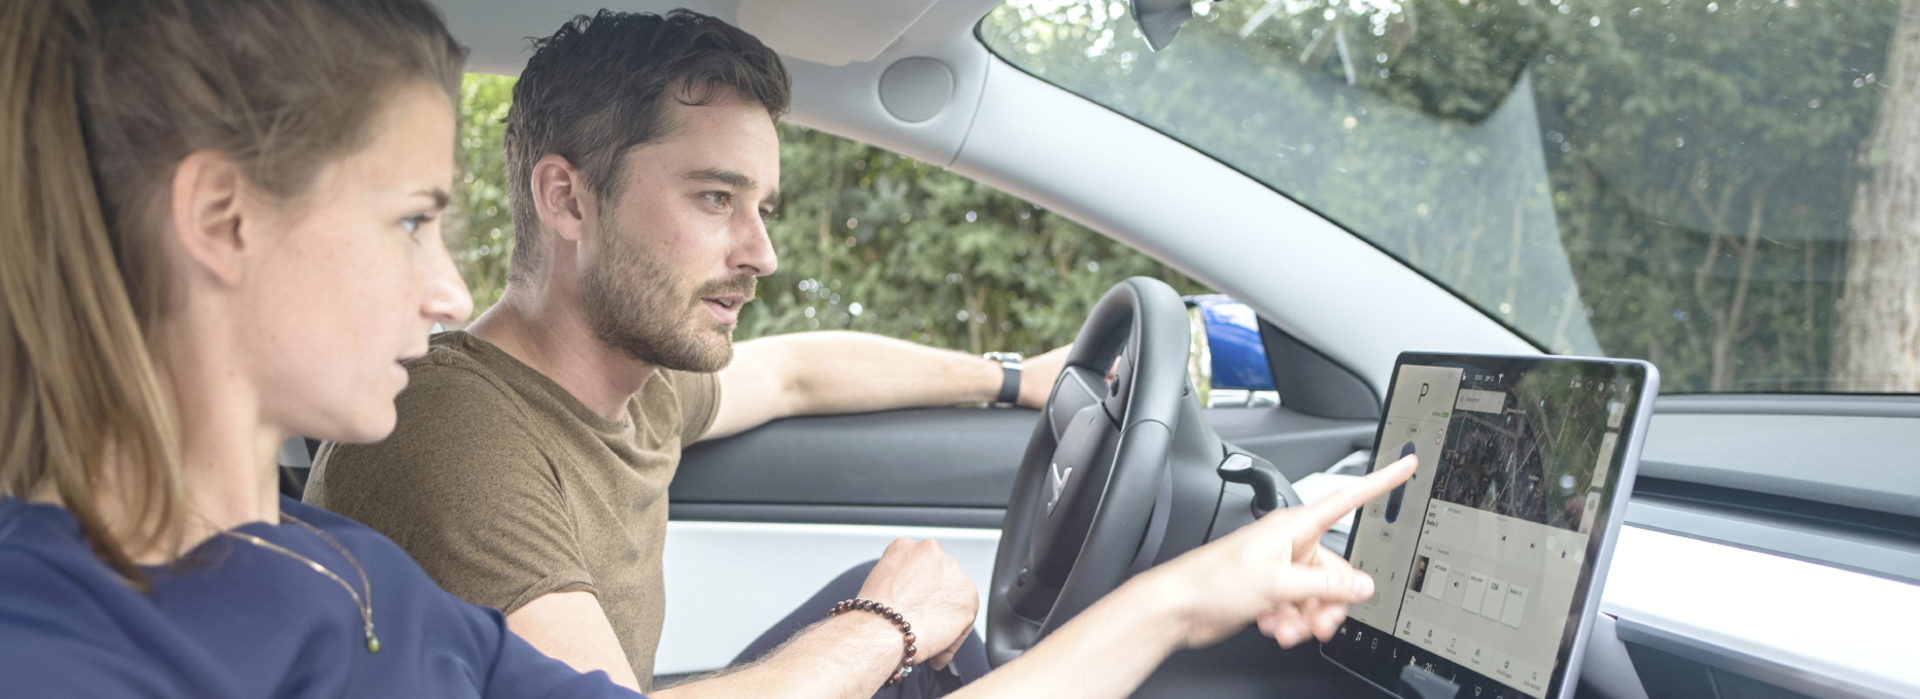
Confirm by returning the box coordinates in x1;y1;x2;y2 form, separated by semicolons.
984;352;1023;406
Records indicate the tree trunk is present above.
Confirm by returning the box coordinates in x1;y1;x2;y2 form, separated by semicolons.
1711;177;1770;392
1689;159;1754;391
1835;0;1920;392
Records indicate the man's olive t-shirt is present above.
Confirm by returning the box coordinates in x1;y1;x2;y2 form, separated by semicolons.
305;331;719;688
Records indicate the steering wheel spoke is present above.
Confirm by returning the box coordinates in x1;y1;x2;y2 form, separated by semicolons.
1045;365;1112;441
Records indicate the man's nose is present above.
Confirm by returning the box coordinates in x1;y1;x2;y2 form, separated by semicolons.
731;211;778;277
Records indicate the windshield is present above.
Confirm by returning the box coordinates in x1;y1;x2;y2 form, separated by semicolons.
982;0;1919;394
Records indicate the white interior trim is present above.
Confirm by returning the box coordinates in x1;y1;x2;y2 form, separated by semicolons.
1602;526;1920;699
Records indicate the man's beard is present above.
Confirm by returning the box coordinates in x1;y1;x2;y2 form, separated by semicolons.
579;216;756;373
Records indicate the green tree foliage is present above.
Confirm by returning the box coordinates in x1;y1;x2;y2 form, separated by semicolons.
984;0;1900;393
448;73;1207;355
747;123;1206;355
450;74;516;316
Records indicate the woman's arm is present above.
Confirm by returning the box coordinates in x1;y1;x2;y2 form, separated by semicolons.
950;455;1418;699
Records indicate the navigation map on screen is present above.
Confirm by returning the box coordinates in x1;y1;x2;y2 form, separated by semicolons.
1324;356;1646;699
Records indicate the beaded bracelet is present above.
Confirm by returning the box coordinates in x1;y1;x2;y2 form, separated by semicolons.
829;598;918;687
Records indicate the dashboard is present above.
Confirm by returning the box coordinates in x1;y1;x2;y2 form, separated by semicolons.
1586;394;1920;699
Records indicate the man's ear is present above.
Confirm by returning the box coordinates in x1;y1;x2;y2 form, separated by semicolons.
531;154;591;243
166;149;250;287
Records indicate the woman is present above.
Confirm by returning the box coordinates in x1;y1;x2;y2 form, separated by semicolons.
1;0;627;695
0;0;1413;696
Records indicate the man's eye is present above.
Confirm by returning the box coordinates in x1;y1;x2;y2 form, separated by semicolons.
759;207;777;222
705;191;733;209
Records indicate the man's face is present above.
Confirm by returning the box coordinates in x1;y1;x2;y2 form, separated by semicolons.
579;95;780;372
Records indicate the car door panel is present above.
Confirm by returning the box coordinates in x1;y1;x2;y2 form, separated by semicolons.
656;521;1000;677
672;407;1034;512
664;408;1027;677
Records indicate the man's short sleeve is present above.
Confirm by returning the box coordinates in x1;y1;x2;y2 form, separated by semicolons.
306;366;594;615
669;369;721;444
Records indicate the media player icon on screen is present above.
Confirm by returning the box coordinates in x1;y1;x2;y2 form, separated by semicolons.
1386;442;1415;522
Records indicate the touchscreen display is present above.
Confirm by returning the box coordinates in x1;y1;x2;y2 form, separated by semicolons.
1321;355;1647;699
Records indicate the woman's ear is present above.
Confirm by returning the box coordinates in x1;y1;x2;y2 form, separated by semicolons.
166;149;251;287
531;154;590;244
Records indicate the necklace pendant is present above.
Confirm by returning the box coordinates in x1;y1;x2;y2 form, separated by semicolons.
367;634;381;653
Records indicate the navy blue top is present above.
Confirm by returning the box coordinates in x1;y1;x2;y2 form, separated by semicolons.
0;495;643;698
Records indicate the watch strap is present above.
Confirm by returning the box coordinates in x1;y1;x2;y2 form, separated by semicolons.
985;352;1022;405
996;364;1021;405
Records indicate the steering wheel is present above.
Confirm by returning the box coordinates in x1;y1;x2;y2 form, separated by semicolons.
985;277;1194;666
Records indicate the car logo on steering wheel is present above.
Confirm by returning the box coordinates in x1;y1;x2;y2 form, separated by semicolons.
1047;461;1074;516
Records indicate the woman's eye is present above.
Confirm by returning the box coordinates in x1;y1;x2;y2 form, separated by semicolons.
401;214;433;238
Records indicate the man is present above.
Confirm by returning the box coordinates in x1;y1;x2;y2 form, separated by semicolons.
304;9;1066;697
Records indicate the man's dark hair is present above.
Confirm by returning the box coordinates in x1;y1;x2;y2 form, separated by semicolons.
503;9;791;280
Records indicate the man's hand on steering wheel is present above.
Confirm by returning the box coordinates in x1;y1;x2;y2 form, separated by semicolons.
1135;454;1419;650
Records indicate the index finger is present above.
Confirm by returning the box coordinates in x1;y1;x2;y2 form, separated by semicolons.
1293;455;1417;542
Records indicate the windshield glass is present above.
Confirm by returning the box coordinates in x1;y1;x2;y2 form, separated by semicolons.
982;0;1919;394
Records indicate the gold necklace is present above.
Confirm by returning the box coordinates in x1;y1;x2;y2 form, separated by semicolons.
221;513;380;653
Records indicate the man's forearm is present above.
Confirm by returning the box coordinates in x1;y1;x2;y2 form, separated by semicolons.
707;331;1067;440
745;331;1003;417
652;612;907;699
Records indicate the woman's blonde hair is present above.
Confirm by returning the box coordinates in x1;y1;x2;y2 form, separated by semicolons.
0;0;463;586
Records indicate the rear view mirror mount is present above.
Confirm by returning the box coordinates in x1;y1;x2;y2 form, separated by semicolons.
1131;0;1214;51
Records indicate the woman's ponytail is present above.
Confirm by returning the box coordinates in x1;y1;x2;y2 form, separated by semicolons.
0;0;185;586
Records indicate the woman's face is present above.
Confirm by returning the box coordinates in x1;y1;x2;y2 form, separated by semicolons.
244;84;471;443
